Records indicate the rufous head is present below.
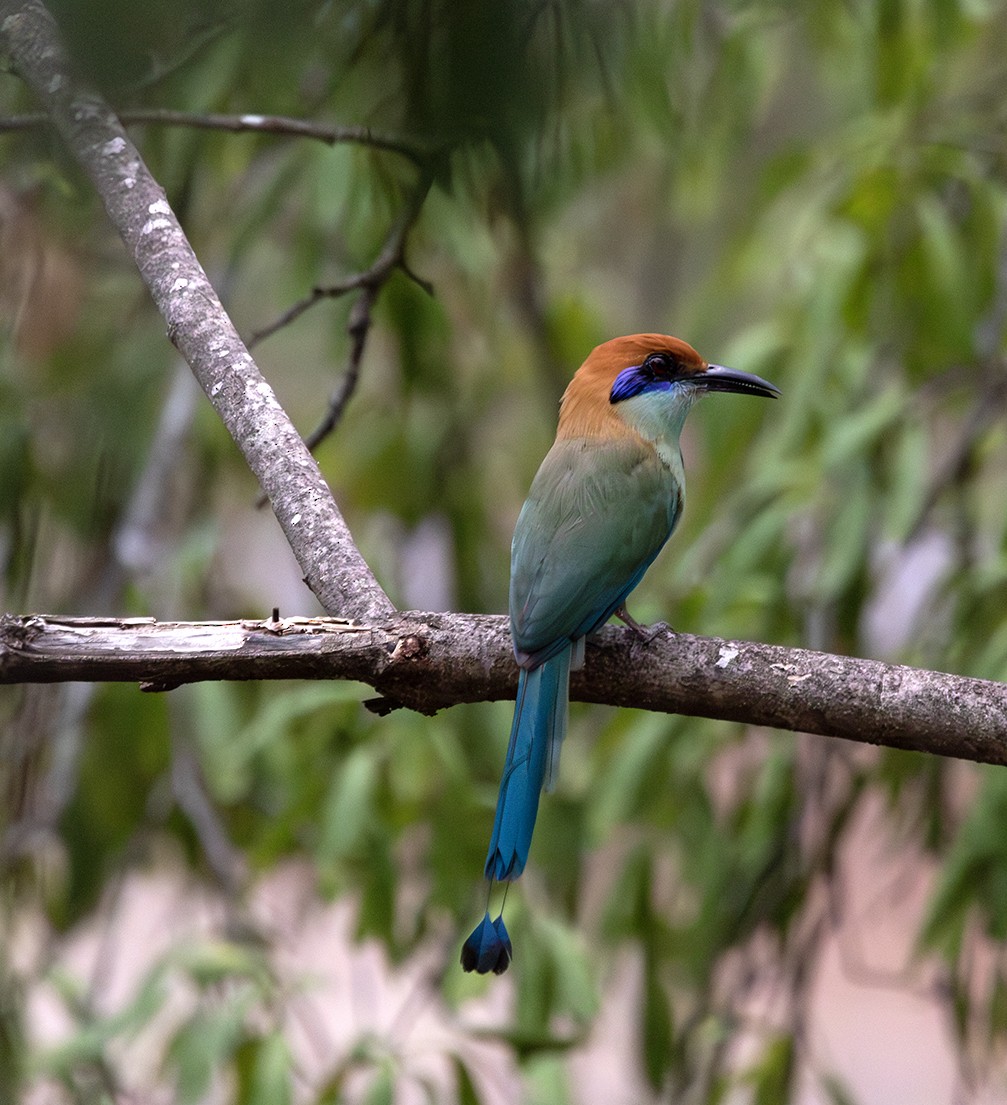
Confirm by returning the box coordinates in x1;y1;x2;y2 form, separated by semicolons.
557;333;779;440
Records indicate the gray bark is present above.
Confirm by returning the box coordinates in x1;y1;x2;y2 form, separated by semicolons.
3;614;1006;767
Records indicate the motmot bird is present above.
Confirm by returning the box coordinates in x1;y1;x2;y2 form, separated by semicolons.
461;334;780;974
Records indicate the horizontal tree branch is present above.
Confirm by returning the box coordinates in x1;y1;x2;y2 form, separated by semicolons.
3;613;1006;767
0;0;395;623
0;109;430;162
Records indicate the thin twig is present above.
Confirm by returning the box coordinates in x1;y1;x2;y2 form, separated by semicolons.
0;108;430;164
306;179;435;447
303;285;377;452
906;359;1007;544
247;172;434;351
251;172;435;506
906;226;1007;541
170;722;247;894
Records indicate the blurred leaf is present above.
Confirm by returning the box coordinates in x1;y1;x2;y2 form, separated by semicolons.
820;1071;860;1105
525;1054;572;1105
56;685;170;927
745;1034;795;1105
318;744;380;863
820;388;905;471
175;938;270;989
202;682;363;804
238;1033;293;1105
816;463;871;601
885;418;929;540
363;1064;395;1105
33;962;167;1083
642;961;673;1091
533;914;598;1023
589;714;669;837
168;991;255;1105
451;1055;483;1105
920;768;1007;956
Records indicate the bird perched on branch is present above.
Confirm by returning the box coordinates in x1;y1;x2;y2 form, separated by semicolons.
461;333;780;975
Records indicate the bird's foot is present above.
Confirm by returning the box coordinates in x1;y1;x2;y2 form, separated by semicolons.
614;605;674;643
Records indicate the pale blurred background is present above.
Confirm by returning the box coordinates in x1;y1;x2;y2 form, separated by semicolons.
3;0;1007;1101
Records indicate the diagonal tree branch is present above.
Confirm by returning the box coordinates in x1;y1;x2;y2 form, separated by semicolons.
0;0;394;622
2;613;1006;767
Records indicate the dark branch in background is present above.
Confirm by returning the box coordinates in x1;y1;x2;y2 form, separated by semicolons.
0;0;394;622
909;230;1007;543
1;366;198;872
1;102;439;426
3;613;1007;767
0;108;430;164
0;89;440;494
907;358;1007;545
248;172;434;464
169;722;247;893
247;175;434;350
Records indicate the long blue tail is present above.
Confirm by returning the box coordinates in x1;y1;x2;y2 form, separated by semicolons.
462;647;572;972
484;646;572;880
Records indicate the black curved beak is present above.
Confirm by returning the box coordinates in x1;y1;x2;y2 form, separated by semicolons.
699;364;781;399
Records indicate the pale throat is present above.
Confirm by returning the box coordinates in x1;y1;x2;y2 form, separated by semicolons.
614;387;697;481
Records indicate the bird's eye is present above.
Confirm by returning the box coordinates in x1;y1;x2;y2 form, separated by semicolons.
644;353;675;377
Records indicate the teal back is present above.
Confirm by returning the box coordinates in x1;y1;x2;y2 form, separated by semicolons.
509;436;683;666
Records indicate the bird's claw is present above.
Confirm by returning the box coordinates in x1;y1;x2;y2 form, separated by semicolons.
615;605;674;643
641;619;674;643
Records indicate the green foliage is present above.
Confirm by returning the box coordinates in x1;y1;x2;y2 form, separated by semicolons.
922;767;1007;955
4;0;1007;1101
753;1033;796;1104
